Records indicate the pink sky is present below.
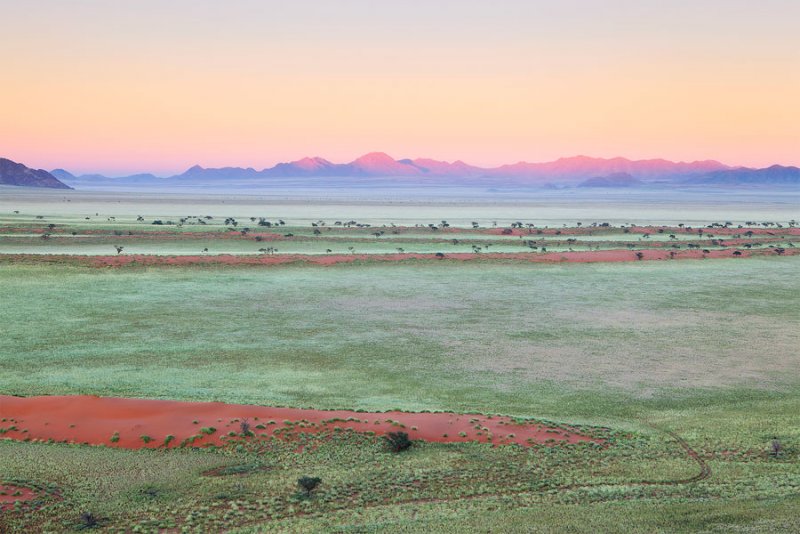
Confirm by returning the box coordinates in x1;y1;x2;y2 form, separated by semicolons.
1;1;798;175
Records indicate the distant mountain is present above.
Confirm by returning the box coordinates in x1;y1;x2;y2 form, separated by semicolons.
176;165;260;181
690;165;800;185
491;156;727;182
265;157;339;177
578;172;643;188
50;168;76;181
53;170;165;188
0;158;71;189
346;152;422;176
407;158;483;177
46;153;799;190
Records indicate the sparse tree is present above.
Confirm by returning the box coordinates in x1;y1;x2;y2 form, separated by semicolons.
240;418;252;436
385;431;412;452
297;476;322;497
771;437;782;457
77;512;100;530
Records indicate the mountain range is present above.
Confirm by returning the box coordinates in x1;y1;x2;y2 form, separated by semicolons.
3;153;800;189
163;152;731;183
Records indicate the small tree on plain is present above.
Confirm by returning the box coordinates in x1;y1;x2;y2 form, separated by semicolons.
771;437;782;457
77;512;100;530
297;476;321;497
240;418;252;436
385;431;412;452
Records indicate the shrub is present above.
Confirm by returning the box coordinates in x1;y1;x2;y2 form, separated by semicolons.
240;418;253;436
140;435;153;444
771;437;782;457
385;431;412;452
77;512;100;530
297;476;321;497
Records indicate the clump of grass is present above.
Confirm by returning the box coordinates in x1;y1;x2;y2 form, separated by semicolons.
109;432;120;443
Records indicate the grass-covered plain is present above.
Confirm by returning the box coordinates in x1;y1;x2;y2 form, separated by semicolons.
2;257;800;531
2;259;798;413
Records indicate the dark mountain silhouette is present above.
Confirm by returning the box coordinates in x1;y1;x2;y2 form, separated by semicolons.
0;158;71;189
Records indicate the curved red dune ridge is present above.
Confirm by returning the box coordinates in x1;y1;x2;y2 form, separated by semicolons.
0;395;598;450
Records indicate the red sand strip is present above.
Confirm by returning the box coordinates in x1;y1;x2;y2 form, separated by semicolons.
0;484;38;511
0;395;597;450
0;247;795;268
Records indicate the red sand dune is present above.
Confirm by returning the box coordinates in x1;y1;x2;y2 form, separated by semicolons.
0;395;597;450
0;246;795;269
0;484;38;511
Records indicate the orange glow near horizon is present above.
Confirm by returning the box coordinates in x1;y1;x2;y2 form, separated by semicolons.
1;1;798;175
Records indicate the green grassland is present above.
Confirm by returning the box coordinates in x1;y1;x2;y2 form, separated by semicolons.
2;256;800;531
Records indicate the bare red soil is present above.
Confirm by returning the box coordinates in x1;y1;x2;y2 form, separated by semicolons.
0;395;598;450
0;246;795;269
0;484;38;511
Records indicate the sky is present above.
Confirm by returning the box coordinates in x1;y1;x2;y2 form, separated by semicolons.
1;0;799;176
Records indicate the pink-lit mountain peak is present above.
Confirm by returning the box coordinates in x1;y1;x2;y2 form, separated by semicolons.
349;152;421;175
290;156;333;170
351;151;400;166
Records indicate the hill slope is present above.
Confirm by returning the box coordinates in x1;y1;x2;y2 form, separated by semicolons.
0;158;71;189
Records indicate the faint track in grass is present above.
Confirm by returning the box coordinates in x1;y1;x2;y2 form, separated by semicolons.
199;421;712;530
